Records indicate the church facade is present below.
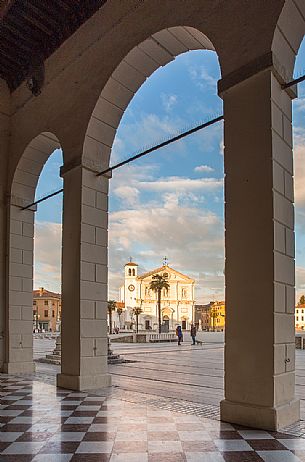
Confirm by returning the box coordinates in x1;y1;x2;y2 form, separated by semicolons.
117;261;195;331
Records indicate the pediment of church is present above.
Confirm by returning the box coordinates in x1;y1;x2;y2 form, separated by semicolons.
137;265;194;283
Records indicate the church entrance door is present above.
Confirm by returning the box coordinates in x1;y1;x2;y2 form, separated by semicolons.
162;316;170;333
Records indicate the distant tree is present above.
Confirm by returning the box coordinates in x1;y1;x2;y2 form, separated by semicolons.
149;274;170;333
107;300;116;334
116;306;123;328
132;307;143;333
300;295;305;305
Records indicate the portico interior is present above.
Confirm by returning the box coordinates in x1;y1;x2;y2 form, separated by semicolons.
0;0;304;431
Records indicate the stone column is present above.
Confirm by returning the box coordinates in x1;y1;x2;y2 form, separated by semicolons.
221;69;299;430
0;81;10;371
57;162;111;390
4;198;36;374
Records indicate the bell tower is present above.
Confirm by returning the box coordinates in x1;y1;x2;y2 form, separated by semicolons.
124;258;138;309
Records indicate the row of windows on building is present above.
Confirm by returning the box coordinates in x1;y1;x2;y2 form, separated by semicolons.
33;300;54;306
33;309;57;318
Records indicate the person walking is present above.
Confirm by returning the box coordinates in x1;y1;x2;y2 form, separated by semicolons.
190;323;197;345
176;325;183;346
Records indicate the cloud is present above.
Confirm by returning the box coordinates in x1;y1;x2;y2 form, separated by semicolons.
161;93;177;112
296;266;305;301
34;221;62;292
138;177;223;192
194;165;214;173
113;185;140;207
219;139;224;156
294;127;305;230
108;196;225;302
189;66;218;92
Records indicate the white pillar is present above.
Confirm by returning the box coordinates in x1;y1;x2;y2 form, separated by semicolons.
57;163;111;390
221;69;299;430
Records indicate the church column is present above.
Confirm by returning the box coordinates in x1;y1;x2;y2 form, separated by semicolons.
57;162;111;390
221;68;299;430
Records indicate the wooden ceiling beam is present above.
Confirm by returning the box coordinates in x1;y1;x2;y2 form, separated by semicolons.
0;56;20;74
0;31;36;54
24;3;60;32
0;0;108;91
0;0;16;19
22;14;53;36
2;19;41;46
0;46;26;68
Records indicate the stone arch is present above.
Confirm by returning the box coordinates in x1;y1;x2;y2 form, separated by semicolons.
82;26;217;169
272;0;305;82
5;132;61;374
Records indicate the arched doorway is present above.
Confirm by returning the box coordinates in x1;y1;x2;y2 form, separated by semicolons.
5;132;61;374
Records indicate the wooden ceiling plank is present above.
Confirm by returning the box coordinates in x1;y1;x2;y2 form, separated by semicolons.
0;30;37;54
0;56;19;73
0;0;108;91
0;49;24;68
25;3;60;31
53;0;71;12
3;19;41;46
22;14;53;36
0;36;29;64
0;0;16;19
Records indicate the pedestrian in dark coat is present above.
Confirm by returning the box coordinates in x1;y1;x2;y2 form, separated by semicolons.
190;324;196;345
176;325;183;345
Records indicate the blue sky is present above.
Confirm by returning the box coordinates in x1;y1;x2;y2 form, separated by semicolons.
34;45;305;303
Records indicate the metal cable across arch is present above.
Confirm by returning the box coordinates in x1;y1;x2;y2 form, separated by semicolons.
20;72;305;211
21;115;224;210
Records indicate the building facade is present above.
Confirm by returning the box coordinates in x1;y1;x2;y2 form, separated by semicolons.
295;304;305;331
117;262;195;331
33;288;61;332
195;301;226;331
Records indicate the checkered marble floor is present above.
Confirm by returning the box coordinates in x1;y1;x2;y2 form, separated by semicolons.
1;374;305;461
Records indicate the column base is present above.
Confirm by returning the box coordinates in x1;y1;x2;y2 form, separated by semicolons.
2;362;36;374
57;372;112;391
220;398;300;431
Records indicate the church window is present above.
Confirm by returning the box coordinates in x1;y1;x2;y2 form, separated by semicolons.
163;272;169;278
182;288;187;299
132;269;135;276
128;268;131;276
145;286;151;298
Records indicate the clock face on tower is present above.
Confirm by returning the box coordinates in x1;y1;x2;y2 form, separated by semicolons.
128;284;135;292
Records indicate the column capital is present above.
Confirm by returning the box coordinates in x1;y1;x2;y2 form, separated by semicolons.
60;157;112;178
218;51;297;99
7;194;37;211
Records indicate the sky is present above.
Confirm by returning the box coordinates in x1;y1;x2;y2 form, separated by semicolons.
34;42;305;304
